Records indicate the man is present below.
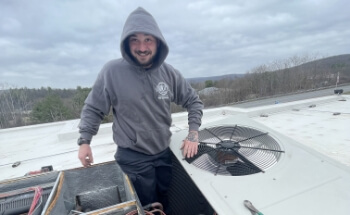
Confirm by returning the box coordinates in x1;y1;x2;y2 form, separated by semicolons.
77;7;203;214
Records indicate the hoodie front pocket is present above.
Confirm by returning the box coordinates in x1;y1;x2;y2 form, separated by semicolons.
136;128;171;148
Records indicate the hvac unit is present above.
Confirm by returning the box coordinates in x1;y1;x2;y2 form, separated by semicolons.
0;162;143;215
0;172;59;215
168;114;350;215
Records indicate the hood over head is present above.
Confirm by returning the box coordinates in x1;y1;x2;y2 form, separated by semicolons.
120;7;169;69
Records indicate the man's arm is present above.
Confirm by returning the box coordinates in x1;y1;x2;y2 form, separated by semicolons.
78;103;106;167
78;69;111;167
181;130;199;158
170;68;203;158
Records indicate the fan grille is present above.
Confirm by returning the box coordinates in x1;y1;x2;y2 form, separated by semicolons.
185;125;284;176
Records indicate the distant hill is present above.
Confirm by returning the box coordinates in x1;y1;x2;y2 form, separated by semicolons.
187;54;350;84
277;54;350;84
290;54;350;71
187;73;245;83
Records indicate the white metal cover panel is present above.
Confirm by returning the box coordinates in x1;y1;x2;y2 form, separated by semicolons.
169;115;350;215
254;96;350;166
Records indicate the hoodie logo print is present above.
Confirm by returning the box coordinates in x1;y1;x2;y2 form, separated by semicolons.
156;82;169;99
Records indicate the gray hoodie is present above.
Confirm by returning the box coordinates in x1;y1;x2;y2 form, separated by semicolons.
79;7;203;155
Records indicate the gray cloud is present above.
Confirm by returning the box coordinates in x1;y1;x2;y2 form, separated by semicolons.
0;0;349;88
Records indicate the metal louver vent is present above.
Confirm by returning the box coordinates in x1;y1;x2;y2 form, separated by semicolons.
185;125;284;176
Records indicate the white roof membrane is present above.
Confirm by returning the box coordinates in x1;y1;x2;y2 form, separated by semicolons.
1;94;349;214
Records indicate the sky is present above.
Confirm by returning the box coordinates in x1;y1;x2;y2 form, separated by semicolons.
0;0;349;89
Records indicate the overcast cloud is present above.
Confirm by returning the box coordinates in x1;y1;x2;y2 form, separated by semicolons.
1;0;349;89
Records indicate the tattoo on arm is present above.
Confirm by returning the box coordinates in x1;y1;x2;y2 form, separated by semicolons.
186;131;199;142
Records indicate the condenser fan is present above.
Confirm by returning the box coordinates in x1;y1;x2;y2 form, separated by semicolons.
185;125;284;176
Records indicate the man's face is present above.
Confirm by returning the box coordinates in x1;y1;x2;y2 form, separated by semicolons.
128;33;158;68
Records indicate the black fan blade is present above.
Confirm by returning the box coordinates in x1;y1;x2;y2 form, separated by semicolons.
185;144;216;164
230;150;264;173
199;141;220;145
226;160;261;175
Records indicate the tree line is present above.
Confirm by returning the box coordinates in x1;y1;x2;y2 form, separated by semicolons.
191;54;349;107
0;54;349;129
0;86;91;128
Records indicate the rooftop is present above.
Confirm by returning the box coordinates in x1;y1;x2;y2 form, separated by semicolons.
1;94;349;179
1;94;349;215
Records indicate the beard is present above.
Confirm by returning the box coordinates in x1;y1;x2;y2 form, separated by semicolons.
131;50;157;68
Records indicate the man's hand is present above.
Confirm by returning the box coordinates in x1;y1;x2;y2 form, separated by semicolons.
78;144;94;167
181;130;199;158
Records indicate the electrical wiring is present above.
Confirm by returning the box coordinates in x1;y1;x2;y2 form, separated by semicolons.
27;186;43;215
